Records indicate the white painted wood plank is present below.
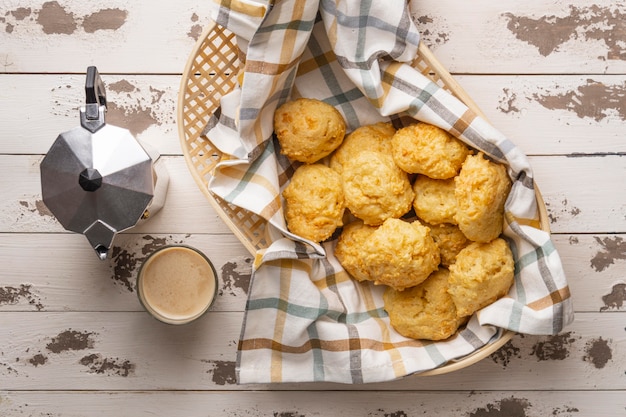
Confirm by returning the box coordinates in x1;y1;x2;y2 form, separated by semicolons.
0;233;621;314
1;390;623;416
410;0;626;75
455;75;626;156
0;312;622;390
553;234;626;313
0;155;231;234
2;72;625;156
0;0;210;74
3;154;623;234
1;1;624;75
0;74;182;155
529;155;626;234
0;0;621;409
0;233;252;312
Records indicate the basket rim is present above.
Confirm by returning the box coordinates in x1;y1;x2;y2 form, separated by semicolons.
177;21;260;255
177;20;550;378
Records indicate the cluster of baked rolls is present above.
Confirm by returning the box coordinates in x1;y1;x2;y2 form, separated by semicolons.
275;98;515;341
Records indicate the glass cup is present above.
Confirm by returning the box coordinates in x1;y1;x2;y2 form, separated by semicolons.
137;245;218;325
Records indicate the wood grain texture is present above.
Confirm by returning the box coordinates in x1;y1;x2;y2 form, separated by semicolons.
2;1;624;74
1;391;623;416
409;0;626;75
0;74;182;155
0;233;622;313
0;0;210;74
0;0;623;413
0;312;623;391
2;154;622;234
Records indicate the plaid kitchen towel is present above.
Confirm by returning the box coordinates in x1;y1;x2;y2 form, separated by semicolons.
203;0;574;384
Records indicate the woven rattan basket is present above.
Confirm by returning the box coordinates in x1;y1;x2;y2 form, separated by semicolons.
177;21;550;376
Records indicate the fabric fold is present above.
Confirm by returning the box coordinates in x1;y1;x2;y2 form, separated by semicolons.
202;0;574;384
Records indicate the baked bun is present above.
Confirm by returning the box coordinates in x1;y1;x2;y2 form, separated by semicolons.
391;123;470;179
448;238;515;317
412;176;457;225
274;98;346;163
334;220;377;282
330;122;395;175
454;152;512;242
361;218;440;291
283;164;345;242
342;151;414;225
427;223;470;267
383;268;467;340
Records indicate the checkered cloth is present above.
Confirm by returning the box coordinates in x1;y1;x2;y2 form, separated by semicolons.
203;0;574;384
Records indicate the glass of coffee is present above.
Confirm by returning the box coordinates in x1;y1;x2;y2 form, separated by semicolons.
137;245;218;325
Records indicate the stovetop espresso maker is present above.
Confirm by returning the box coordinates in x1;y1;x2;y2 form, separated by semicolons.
40;66;169;260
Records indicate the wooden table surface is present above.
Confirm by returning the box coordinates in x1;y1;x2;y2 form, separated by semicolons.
1;1;625;415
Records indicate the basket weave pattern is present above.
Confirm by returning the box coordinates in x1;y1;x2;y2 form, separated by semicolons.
177;23;492;255
176;22;550;375
178;24;268;253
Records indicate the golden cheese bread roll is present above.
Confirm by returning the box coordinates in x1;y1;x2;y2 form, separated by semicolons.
448;238;515;317
427;222;470;267
454;152;512;242
341;150;414;225
361;218;440;291
412;175;457;225
283;164;345;242
330;122;395;175
392;123;470;179
334;220;378;282
274;98;346;163
383;268;467;340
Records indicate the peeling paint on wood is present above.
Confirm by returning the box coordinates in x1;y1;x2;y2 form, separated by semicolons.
46;330;96;353
110;245;141;292
497;88;521;114
36;1;77;35
0;361;19;376
188;12;202;41
2;1;128;35
533;79;626;122
411;14;450;48
220;256;253;296
27;353;48;367
378;412;408;417
489;339;521;368
470;398;580;417
544;198;581;225
590;236;626;272
105;79;175;137
203;359;236;385
468;397;531;417
0;284;43;311
583;337;612;369
274;412;307;417
18;200;54;218
601;282;626;311
503;5;626;60
79;353;135;377
496;78;626;121
530;332;579;361
106;102;159;137
82;9;127;33
108;79;136;94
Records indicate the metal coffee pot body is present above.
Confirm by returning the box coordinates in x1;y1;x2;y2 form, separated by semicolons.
40;67;169;260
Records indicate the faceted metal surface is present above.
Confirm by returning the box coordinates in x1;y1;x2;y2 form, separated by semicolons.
40;122;155;258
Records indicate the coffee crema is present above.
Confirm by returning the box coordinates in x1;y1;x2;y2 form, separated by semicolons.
137;246;217;325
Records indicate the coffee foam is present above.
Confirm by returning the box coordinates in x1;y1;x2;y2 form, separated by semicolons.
138;246;216;323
